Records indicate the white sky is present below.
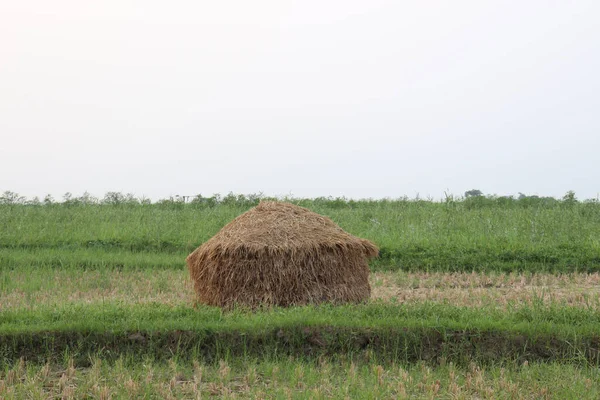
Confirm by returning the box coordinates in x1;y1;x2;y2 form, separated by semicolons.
1;1;599;200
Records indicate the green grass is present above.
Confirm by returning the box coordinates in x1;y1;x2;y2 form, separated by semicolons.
1;196;600;272
3;301;600;334
3;357;600;399
0;248;185;270
2;302;599;365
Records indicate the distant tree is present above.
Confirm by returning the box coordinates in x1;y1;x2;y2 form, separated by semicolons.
562;190;577;203
123;193;139;205
103;192;125;205
77;191;98;205
139;196;152;205
0;191;26;205
464;189;483;198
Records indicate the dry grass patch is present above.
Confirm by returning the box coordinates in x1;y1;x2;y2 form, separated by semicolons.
372;271;600;309
2;269;599;311
0;269;194;310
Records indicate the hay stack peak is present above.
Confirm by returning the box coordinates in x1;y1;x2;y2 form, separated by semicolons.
186;201;378;308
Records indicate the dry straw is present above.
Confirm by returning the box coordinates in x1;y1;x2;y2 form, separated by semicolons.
186;201;378;308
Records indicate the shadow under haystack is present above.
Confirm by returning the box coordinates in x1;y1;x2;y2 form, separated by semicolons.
186;201;378;308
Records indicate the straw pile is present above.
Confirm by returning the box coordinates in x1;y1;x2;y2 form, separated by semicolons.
186;201;378;308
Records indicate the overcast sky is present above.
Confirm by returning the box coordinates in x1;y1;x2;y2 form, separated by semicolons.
1;1;599;201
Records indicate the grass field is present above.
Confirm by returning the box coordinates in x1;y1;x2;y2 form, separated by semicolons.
3;357;600;399
2;193;599;273
1;193;600;397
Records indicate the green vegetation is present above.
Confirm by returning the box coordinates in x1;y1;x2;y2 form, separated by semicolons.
2;191;600;397
1;191;599;273
3;357;599;399
1;302;600;365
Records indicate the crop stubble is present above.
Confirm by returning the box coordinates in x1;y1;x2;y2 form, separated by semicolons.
2;270;598;311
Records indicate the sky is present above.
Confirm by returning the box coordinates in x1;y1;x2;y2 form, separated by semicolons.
1;1;599;201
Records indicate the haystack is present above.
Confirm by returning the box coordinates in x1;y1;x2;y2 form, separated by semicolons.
186;201;378;308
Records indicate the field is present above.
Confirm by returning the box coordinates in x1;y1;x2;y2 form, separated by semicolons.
1;193;600;398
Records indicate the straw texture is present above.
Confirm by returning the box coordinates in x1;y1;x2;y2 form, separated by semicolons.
186;201;378;308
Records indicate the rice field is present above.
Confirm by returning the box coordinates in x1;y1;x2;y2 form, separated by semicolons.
3;357;600;399
1;194;600;398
